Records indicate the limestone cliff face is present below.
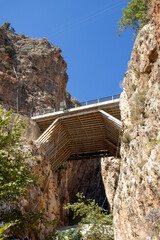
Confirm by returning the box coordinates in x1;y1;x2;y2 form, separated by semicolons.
22;142;69;239
113;22;160;240
101;157;120;210
0;27;68;115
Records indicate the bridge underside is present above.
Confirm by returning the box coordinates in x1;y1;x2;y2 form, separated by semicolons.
32;99;122;171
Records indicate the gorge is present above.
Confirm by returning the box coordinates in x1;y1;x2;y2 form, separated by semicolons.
0;0;160;239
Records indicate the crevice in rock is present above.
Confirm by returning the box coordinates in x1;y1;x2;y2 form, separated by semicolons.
65;157;110;225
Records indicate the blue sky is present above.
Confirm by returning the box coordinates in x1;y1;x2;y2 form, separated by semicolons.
1;0;134;102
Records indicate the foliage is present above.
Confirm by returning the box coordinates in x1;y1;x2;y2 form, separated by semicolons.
117;0;149;39
148;138;160;145
0;107;36;206
1;22;15;33
54;228;81;240
3;62;11;69
2;22;11;30
71;98;81;107
121;132;131;146
63;193;114;240
66;90;71;99
0;44;13;58
0;222;16;240
5;46;13;57
0;107;57;237
0;209;56;235
130;90;147;123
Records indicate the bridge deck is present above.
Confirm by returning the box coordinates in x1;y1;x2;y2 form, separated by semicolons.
32;98;122;171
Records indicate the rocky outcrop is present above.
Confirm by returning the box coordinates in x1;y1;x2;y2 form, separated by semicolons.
101;157;120;210
0;27;68;115
113;22;160;240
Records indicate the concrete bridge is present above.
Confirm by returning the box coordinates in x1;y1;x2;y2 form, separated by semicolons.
31;95;122;171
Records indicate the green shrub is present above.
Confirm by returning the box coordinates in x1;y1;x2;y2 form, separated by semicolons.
71;98;81;107
117;0;150;39
130;91;147;123
148;138;160;145
0;209;55;236
2;22;11;30
54;228;81;240
66;90;71;99
1;22;15;33
0;222;16;240
5;46;13;57
134;68;140;79
62;193;114;240
0;44;13;58
3;62;11;69
121;132;131;146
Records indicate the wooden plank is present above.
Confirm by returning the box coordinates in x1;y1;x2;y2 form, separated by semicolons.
40;123;63;149
47;137;71;159
99;109;122;130
37;118;59;143
44;129;70;155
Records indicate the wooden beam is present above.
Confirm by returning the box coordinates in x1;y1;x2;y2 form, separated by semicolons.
98;109;122;131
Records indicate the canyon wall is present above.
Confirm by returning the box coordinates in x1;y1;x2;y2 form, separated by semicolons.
0;27;68;115
112;9;160;239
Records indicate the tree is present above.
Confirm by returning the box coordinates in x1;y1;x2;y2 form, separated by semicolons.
0;107;36;237
117;0;150;39
0;107;36;207
60;193;114;240
0;107;56;238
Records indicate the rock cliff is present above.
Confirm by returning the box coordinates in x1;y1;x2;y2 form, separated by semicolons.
0;27;68;115
112;11;160;240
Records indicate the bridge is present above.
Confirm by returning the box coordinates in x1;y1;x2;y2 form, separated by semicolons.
31;95;122;171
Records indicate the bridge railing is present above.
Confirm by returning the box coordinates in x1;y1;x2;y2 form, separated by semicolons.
31;94;120;117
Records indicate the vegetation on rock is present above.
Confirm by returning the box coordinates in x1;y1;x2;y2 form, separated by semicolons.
0;107;36;205
0;44;13;58
117;0;150;39
1;22;15;33
54;193;113;240
0;107;54;238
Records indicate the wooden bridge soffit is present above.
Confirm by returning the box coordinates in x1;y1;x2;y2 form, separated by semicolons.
33;99;122;171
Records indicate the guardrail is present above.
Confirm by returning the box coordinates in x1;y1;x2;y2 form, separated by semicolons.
31;94;120;117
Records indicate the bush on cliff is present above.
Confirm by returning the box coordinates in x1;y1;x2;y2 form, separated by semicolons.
54;193;113;240
117;0;150;39
1;22;15;33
